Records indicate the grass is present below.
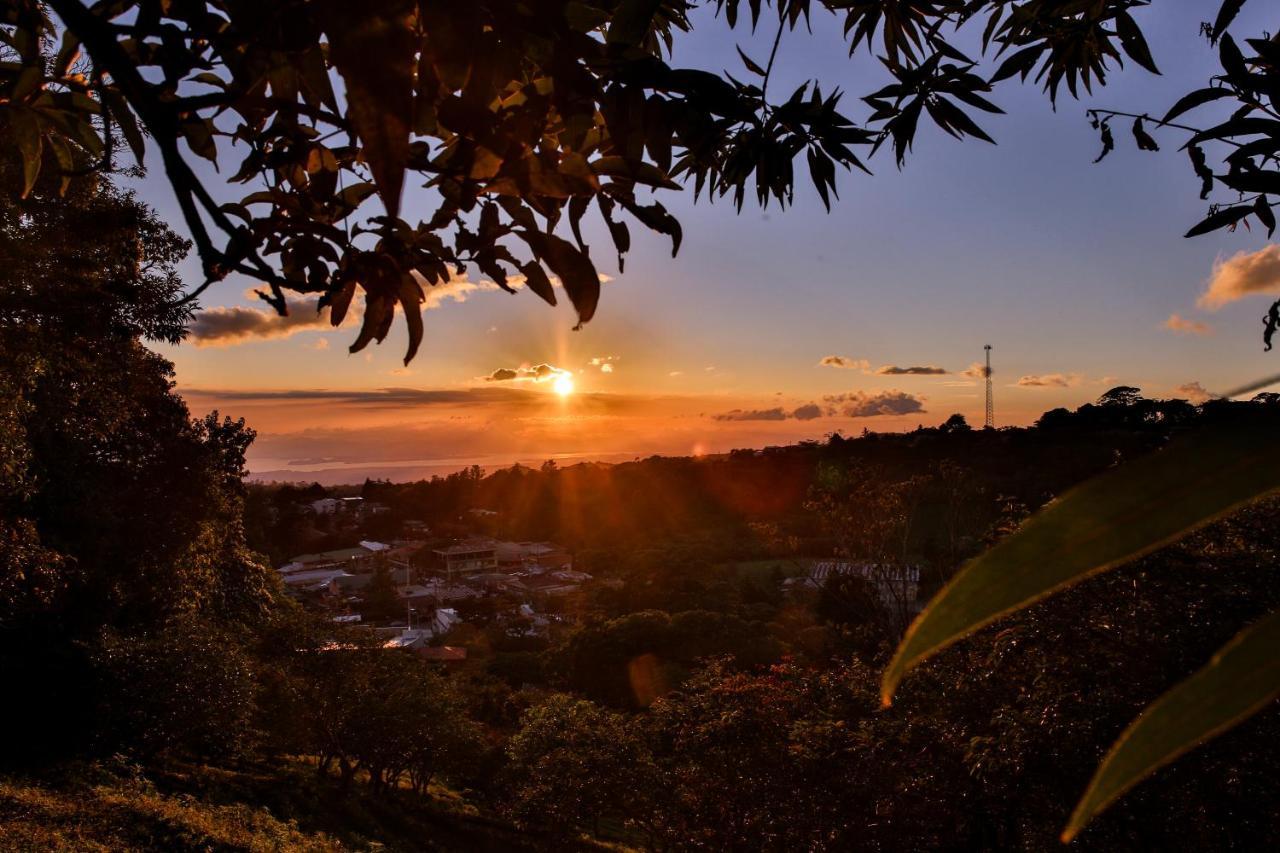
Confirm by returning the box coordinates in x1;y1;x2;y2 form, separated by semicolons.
0;756;589;852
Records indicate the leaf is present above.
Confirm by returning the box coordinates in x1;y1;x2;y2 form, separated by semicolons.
736;46;765;77
520;230;600;324
317;0;417;217
1062;609;1280;842
1114;11;1160;75
1212;0;1247;42
1093;121;1114;163
1161;87;1233;124
103;90;146;166
881;425;1280;706
607;0;664;48
10;107;43;198
325;278;357;326
397;274;425;364
1131;118;1159;152
615;197;682;256
1254;195;1276;238
520;261;557;307
1184;204;1253;238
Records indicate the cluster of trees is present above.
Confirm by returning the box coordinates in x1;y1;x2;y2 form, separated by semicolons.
503;518;1280;849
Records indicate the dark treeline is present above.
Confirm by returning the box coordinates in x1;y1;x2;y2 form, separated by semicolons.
3;157;1280;849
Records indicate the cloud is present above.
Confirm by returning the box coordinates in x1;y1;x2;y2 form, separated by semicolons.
819;355;870;370
189;296;348;346
1016;373;1082;388
713;402;828;422
823;390;925;417
876;364;948;375
668;371;684;377
1199;245;1280;308
1174;381;1213;404
960;362;990;378
714;407;788;421
485;362;570;383
189;276;525;347
1163;313;1213;335
589;356;619;373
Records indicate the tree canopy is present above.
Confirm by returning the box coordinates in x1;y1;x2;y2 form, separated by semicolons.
3;0;1276;360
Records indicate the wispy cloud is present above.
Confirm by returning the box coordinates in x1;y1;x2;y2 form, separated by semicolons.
960;362;989;378
1163;313;1213;335
875;364;948;376
1016;373;1082;388
823;390;925;417
1199;245;1280;309
819;355;870;370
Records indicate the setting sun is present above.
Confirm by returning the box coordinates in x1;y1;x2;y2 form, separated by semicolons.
553;374;575;397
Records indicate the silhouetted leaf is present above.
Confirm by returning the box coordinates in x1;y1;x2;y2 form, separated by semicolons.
1093;121;1114;163
1115;11;1160;75
520;261;557;307
1131;118;1159;151
520;231;600;324
881;425;1280;705
317;0;416;217
1063;609;1280;842
608;0;663;47
1185;204;1253;237
1255;195;1276;237
1162;87;1233;124
398;274;424;364
1212;0;1247;42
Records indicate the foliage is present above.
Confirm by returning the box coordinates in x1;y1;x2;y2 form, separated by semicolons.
884;418;1280;837
0;157;275;761
5;1;1268;356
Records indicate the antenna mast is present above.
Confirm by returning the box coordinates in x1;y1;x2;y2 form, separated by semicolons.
983;345;994;429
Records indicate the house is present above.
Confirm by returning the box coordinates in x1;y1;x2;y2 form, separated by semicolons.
403;520;429;535
282;543;387;575
494;540;572;571
433;541;498;577
279;567;352;593
308;497;341;515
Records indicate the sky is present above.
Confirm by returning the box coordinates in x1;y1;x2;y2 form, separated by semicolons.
126;2;1280;483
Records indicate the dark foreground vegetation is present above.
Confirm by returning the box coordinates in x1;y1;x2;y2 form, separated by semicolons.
1;159;1279;850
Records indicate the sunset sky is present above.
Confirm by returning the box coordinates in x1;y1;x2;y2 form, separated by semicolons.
132;3;1280;483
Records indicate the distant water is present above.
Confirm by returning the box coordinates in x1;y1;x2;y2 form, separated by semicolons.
247;451;644;485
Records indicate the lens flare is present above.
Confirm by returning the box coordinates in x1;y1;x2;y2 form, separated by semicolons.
553;374;574;397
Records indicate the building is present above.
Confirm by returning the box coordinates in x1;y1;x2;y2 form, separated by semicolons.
308;497;341;515
280;543;389;576
494;541;572;572
432;541;498;577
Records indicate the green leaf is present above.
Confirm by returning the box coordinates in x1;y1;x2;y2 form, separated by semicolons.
881;425;1280;706
1063;609;1280;842
10;107;43;198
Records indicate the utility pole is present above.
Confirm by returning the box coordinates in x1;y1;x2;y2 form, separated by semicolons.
984;344;994;429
